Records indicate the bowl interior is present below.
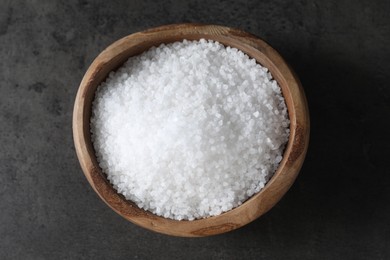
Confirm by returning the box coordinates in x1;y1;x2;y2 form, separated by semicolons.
73;24;309;237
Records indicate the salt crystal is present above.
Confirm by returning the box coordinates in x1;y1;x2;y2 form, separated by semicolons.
91;39;290;221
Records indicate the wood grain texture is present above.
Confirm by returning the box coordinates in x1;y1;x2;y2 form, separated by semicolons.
72;24;310;237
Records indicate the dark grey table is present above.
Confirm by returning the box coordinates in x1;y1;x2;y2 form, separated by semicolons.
1;0;389;259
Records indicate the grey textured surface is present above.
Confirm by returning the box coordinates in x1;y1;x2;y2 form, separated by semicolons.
1;0;390;259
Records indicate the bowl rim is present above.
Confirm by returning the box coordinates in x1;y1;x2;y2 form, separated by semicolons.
73;23;310;237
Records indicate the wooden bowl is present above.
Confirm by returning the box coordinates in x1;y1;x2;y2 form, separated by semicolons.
73;24;309;237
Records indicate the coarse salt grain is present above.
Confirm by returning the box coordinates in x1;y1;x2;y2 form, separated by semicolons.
90;39;290;221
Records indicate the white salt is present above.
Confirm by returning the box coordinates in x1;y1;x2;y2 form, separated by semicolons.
90;39;290;221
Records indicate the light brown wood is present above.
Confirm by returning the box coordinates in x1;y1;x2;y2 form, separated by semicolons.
73;24;310;237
